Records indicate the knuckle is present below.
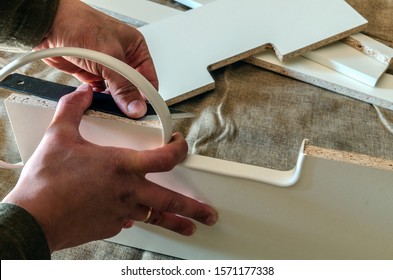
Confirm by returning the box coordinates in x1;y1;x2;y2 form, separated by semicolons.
149;210;164;225
156;150;183;171
58;91;80;106
157;155;176;171
161;196;184;213
110;149;133;174
118;188;136;204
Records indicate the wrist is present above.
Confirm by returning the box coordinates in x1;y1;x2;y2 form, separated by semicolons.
2;181;63;253
40;0;84;48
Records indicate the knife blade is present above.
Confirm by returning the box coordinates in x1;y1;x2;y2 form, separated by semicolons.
0;73;193;120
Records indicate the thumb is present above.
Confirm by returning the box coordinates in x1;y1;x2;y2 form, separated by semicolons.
51;83;93;129
107;74;148;119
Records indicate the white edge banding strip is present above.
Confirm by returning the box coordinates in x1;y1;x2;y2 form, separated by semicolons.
0;47;173;168
0;160;23;169
181;139;308;187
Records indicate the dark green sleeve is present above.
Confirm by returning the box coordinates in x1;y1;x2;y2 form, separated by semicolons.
0;0;59;52
0;203;50;259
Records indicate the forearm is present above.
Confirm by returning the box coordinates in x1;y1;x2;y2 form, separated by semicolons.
0;0;59;52
0;203;50;259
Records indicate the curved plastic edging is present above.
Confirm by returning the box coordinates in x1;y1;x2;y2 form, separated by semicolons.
0;47;172;144
181;139;308;187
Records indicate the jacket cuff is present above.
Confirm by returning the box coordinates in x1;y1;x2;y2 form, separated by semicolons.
0;203;51;259
0;0;59;52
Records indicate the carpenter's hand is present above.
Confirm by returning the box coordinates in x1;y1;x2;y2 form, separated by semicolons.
2;84;217;253
35;0;157;118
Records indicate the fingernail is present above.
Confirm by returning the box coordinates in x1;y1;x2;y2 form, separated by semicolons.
127;100;146;117
206;213;218;226
76;83;91;91
182;224;196;236
122;220;134;229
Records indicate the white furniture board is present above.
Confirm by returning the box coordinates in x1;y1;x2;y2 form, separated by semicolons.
85;0;393;110
344;33;393;66
175;0;392;94
84;0;367;105
247;50;393;110
137;0;366;104
4;95;163;164
5;94;393;259
178;0;392;68
82;0;181;24
179;0;388;88
114;155;393;260
174;0;212;8
302;41;388;87
177;0;393;69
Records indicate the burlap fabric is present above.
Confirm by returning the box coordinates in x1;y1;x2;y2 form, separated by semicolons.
1;0;392;259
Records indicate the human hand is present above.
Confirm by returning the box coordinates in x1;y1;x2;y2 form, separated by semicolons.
34;0;157;118
2;84;217;253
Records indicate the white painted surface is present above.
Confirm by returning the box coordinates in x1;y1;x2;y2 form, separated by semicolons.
85;0;374;106
4;97;163;164
170;0;393;107
303;42;388;87
85;0;393;109
174;0;213;8
83;0;367;104
177;1;393;67
138;0;366;103
174;0;214;8
114;155;393;259
82;0;181;23
5;95;393;259
174;0;202;8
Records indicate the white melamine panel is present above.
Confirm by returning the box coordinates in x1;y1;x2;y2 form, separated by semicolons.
137;0;366;103
83;0;181;23
5;95;393;259
174;0;213;8
345;33;393;66
174;0;201;8
85;0;371;105
303;42;388;87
